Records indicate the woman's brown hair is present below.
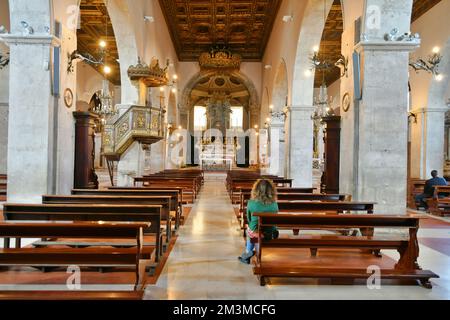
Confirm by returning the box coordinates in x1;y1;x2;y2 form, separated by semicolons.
251;179;278;205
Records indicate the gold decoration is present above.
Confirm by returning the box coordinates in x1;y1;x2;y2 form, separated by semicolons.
135;112;146;129
118;121;129;139
199;49;241;72
127;57;169;87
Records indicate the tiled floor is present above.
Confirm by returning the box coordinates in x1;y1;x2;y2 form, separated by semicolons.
145;174;450;300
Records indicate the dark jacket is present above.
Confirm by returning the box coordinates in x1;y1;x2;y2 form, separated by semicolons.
424;177;448;196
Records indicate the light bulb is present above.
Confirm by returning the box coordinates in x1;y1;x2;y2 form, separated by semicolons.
103;65;111;74
172;88;177;94
173;74;178;80
99;40;107;48
269;104;274;110
160;87;165;92
435;74;443;81
254;125;259;129
432;46;440;54
304;69;312;77
266;117;271;122
313;45;319;53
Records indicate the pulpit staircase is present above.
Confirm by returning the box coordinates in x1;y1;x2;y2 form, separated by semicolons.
101;105;165;185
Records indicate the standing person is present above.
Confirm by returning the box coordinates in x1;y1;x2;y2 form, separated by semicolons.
238;179;279;264
415;170;448;210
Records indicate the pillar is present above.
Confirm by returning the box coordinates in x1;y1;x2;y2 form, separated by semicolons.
353;41;418;214
287;106;314;187
268;120;285;177
117;141;146;186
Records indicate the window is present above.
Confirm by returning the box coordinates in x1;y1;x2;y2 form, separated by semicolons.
194;106;207;130
230;106;243;129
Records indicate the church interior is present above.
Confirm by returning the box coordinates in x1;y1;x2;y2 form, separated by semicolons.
0;0;449;301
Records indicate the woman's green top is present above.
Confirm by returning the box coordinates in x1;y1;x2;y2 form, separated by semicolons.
246;199;279;233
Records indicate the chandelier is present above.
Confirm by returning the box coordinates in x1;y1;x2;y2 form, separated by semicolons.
127;57;170;87
93;79;117;117
199;47;241;72
311;81;335;126
409;46;443;80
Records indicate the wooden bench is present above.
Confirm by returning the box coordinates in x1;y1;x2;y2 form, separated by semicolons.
43;195;174;243
134;177;198;202
427;185;450;216
0;290;144;300
2;204;163;265
0;174;6;201
238;193;350;227
72;188;183;229
228;179;295;203
252;213;439;288
408;179;426;209
0;221;150;291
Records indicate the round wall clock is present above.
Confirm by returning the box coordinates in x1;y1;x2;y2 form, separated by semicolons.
64;88;74;108
342;92;351;112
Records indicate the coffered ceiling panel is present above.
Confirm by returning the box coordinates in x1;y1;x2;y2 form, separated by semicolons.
158;0;282;61
412;0;442;22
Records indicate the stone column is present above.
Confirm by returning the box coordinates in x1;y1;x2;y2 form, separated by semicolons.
268;119;285;177
410;107;448;179
2;34;60;203
0;102;7;174
287;106;314;187
353;41;418;214
117;141;146;186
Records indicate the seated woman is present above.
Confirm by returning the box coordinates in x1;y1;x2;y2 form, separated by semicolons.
238;179;279;264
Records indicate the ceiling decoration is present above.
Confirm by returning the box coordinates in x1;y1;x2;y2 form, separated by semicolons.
78;0;120;85
190;74;250;107
412;0;442;22
158;0;282;61
314;0;343;88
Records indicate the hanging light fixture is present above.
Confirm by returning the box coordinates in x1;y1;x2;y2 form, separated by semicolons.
93;0;117;117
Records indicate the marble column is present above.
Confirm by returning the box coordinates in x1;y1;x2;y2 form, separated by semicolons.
353;41;418;214
0;102;7;174
2;34;60;203
287;106;314;187
268;120;285;177
117;141;146;186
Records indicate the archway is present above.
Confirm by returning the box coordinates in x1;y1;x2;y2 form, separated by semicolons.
288;0;334;187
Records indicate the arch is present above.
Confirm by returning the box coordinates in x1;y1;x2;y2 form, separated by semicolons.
271;59;288;112
291;0;333;107
180;70;260;131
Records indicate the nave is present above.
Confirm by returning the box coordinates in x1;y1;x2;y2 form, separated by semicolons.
146;174;450;300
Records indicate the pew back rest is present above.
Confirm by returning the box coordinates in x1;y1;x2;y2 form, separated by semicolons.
3;203;162;234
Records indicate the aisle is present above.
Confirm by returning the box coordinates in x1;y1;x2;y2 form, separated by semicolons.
144;174;450;300
145;174;273;299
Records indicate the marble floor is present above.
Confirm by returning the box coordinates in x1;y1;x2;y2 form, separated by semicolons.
144;174;450;300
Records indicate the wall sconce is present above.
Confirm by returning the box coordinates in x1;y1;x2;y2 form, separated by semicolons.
67;50;104;73
410;47;443;77
20;21;34;35
384;28;420;42
335;54;349;78
408;112;417;124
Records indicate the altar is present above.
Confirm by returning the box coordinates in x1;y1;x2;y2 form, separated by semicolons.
199;141;237;171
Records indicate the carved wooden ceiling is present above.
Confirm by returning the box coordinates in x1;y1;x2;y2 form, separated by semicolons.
412;0;442;22
315;0;343;88
158;0;282;61
77;0;120;85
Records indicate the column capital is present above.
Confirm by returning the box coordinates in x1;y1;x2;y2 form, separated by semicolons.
0;34;61;47
354;40;420;53
290;105;315;112
411;107;449;114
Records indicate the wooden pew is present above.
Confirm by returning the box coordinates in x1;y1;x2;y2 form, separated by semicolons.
408;179;426;209
228;179;295;203
72;188;183;229
42;195;174;244
427;185;450;216
2;204;163;264
0;174;6;201
241;200;374;238
0;290;144;300
134;177;198;202
0;221;150;291
252;213;439;288
238;193;350;227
